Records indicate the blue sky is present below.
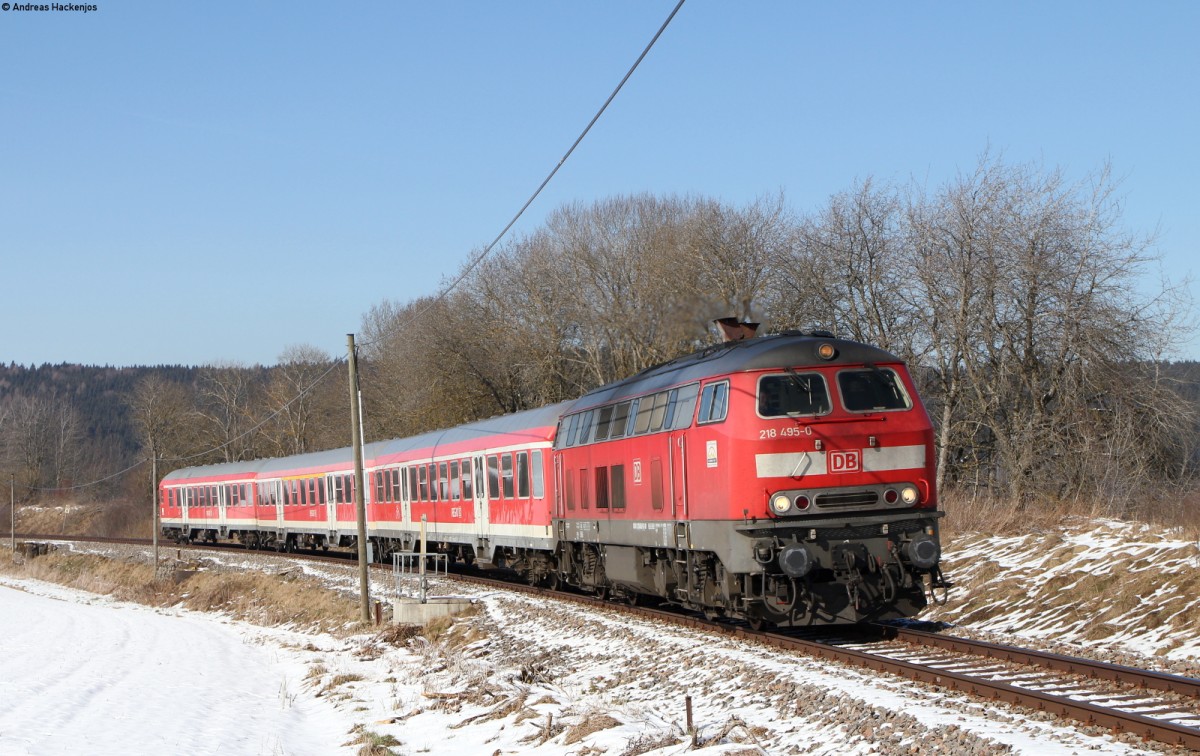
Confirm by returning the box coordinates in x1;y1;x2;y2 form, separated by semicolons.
2;1;1197;366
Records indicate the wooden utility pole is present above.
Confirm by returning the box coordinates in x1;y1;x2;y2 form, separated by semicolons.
151;452;159;576
347;334;371;624
9;474;14;556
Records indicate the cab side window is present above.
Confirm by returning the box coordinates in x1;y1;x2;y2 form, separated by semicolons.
697;381;729;424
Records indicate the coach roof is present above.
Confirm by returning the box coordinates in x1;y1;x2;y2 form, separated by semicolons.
162;402;570;482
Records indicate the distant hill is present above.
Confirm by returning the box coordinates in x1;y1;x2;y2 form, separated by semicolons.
0;363;203;459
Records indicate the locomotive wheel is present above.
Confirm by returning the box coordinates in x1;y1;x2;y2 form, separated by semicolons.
746;610;772;632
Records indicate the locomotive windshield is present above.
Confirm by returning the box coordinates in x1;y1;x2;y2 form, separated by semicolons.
837;368;911;411
758;373;831;417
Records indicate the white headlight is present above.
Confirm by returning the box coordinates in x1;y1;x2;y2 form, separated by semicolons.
900;486;920;505
770;494;792;514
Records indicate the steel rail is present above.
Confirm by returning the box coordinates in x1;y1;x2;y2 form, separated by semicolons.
884;625;1200;699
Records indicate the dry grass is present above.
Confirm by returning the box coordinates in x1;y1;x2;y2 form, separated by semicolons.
320;673;365;697
346;724;401;756
939;488;1200;540
0;549;361;634
563;712;621;745
8;498;151;539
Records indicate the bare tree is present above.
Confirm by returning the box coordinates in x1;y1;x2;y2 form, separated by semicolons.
1;394;53;496
263;344;339;455
195;363;262;463
128;373;198;471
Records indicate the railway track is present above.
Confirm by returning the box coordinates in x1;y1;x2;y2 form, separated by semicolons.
405;562;1200;750
18;534;1200;751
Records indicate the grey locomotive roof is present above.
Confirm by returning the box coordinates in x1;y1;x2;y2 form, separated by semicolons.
162;401;570;482
566;332;904;411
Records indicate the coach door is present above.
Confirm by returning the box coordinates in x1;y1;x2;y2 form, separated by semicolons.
472;455;489;542
325;475;337;530
270;482;280;530
218;485;229;531
401;467;412;529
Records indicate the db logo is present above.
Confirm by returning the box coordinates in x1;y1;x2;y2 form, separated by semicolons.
829;450;861;473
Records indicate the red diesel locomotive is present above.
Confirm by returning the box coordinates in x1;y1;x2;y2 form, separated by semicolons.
161;329;947;626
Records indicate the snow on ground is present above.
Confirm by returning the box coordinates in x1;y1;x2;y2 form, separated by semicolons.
0;577;352;756
0;544;1181;756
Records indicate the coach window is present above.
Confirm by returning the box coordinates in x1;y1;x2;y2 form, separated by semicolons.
487;456;500;499
436;462;447;501
837;368;911;412
611;464;626;510
579;468;590;509
418;466;428;502
697;381;729;424
390;469;401;503
407;467;417;503
531;450;545;498
374;472;385;504
517;452;530;498
594;466;609;509
501;454;515;498
449;461;461;500
609;402;632;439
461;462;473;500
565;468;576;510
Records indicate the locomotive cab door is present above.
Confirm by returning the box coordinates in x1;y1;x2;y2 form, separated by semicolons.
669;432;689;519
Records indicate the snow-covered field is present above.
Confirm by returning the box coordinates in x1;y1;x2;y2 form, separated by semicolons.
5;521;1196;756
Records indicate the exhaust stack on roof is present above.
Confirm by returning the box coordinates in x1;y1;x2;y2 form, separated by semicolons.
714;317;760;342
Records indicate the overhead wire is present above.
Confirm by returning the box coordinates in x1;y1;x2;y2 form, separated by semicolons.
359;0;687;346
